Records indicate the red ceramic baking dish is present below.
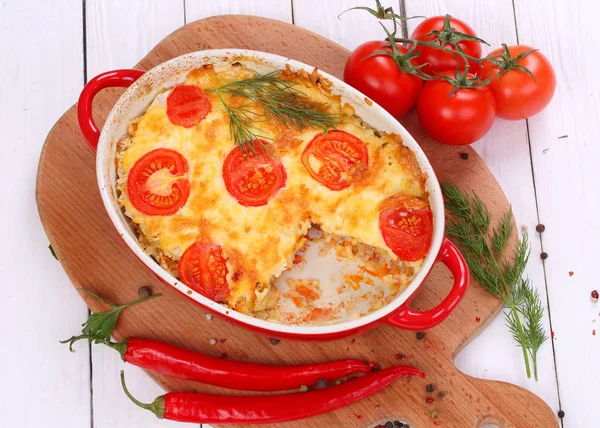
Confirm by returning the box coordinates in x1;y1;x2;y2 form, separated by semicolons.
77;49;469;340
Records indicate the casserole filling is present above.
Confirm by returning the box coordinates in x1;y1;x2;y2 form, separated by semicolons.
115;60;431;325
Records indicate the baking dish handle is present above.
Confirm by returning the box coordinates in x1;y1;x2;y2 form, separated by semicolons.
77;69;145;151
386;237;469;330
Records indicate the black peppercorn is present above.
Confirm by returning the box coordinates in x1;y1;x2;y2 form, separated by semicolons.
268;338;280;345
385;422;394;428
437;391;446;398
540;252;548;260
138;286;152;297
536;224;546;233
460;152;469;160
558;410;565;418
394;422;404;428
416;331;425;340
426;384;435;393
313;378;327;390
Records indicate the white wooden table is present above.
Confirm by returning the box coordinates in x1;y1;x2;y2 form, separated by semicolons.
2;0;595;426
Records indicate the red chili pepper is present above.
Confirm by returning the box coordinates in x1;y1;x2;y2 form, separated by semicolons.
102;337;370;391
120;365;425;424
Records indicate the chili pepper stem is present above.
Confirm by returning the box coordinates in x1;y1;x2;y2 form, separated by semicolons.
60;334;128;360
120;370;165;419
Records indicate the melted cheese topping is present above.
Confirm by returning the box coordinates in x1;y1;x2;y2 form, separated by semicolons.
116;63;428;316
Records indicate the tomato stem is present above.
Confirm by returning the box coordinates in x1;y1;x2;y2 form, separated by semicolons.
485;43;538;81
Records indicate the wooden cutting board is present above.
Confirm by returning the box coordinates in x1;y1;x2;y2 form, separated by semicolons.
35;15;557;428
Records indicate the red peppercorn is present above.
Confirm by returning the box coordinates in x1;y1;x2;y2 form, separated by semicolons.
426;397;434;403
475;317;481;322
569;271;574;277
591;290;599;300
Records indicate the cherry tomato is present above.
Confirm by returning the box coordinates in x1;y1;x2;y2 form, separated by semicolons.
127;149;190;216
480;45;556;120
222;141;287;207
178;242;230;302
379;195;433;262
166;85;211;128
301;130;369;191
410;15;482;75
416;71;496;145
344;41;423;118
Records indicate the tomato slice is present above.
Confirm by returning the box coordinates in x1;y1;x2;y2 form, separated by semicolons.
178;242;230;302
301;130;368;191
379;195;433;262
127;148;190;216
222;141;287;207
166;85;211;128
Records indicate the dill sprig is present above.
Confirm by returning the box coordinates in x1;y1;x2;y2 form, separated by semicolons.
207;72;341;154
442;183;548;380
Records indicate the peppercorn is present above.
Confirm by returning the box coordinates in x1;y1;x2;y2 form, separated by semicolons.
209;338;217;345
426;397;434;403
536;224;546;233
269;338;280;345
299;385;309;392
460;152;469;160
426;384;435;393
385;422;393;428
558;410;565;418
416;332;425;340
313;378;328;390
437;391;446;398
394;422;404;428
591;290;599;302
205;313;213;320
395;353;405;360
540;252;548;260
137;286;152;297
430;409;439;418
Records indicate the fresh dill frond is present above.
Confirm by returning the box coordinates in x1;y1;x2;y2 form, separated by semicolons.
207;71;342;154
442;183;548;380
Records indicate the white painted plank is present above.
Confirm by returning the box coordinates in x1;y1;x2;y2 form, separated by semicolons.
87;0;186;77
85;1;188;427
293;0;397;50
0;0;90;427
514;0;599;426
185;0;292;23
404;0;560;414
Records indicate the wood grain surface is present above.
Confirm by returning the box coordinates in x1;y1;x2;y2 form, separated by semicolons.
36;15;558;428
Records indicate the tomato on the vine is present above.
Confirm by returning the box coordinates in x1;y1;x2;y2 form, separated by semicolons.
480;45;556;120
410;15;484;75
344;41;424;118
417;70;496;146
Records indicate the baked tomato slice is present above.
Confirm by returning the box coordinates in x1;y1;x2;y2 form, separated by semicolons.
301;130;368;191
379;195;433;262
127;148;190;216
223;141;287;207
178;242;230;302
166;85;211;128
